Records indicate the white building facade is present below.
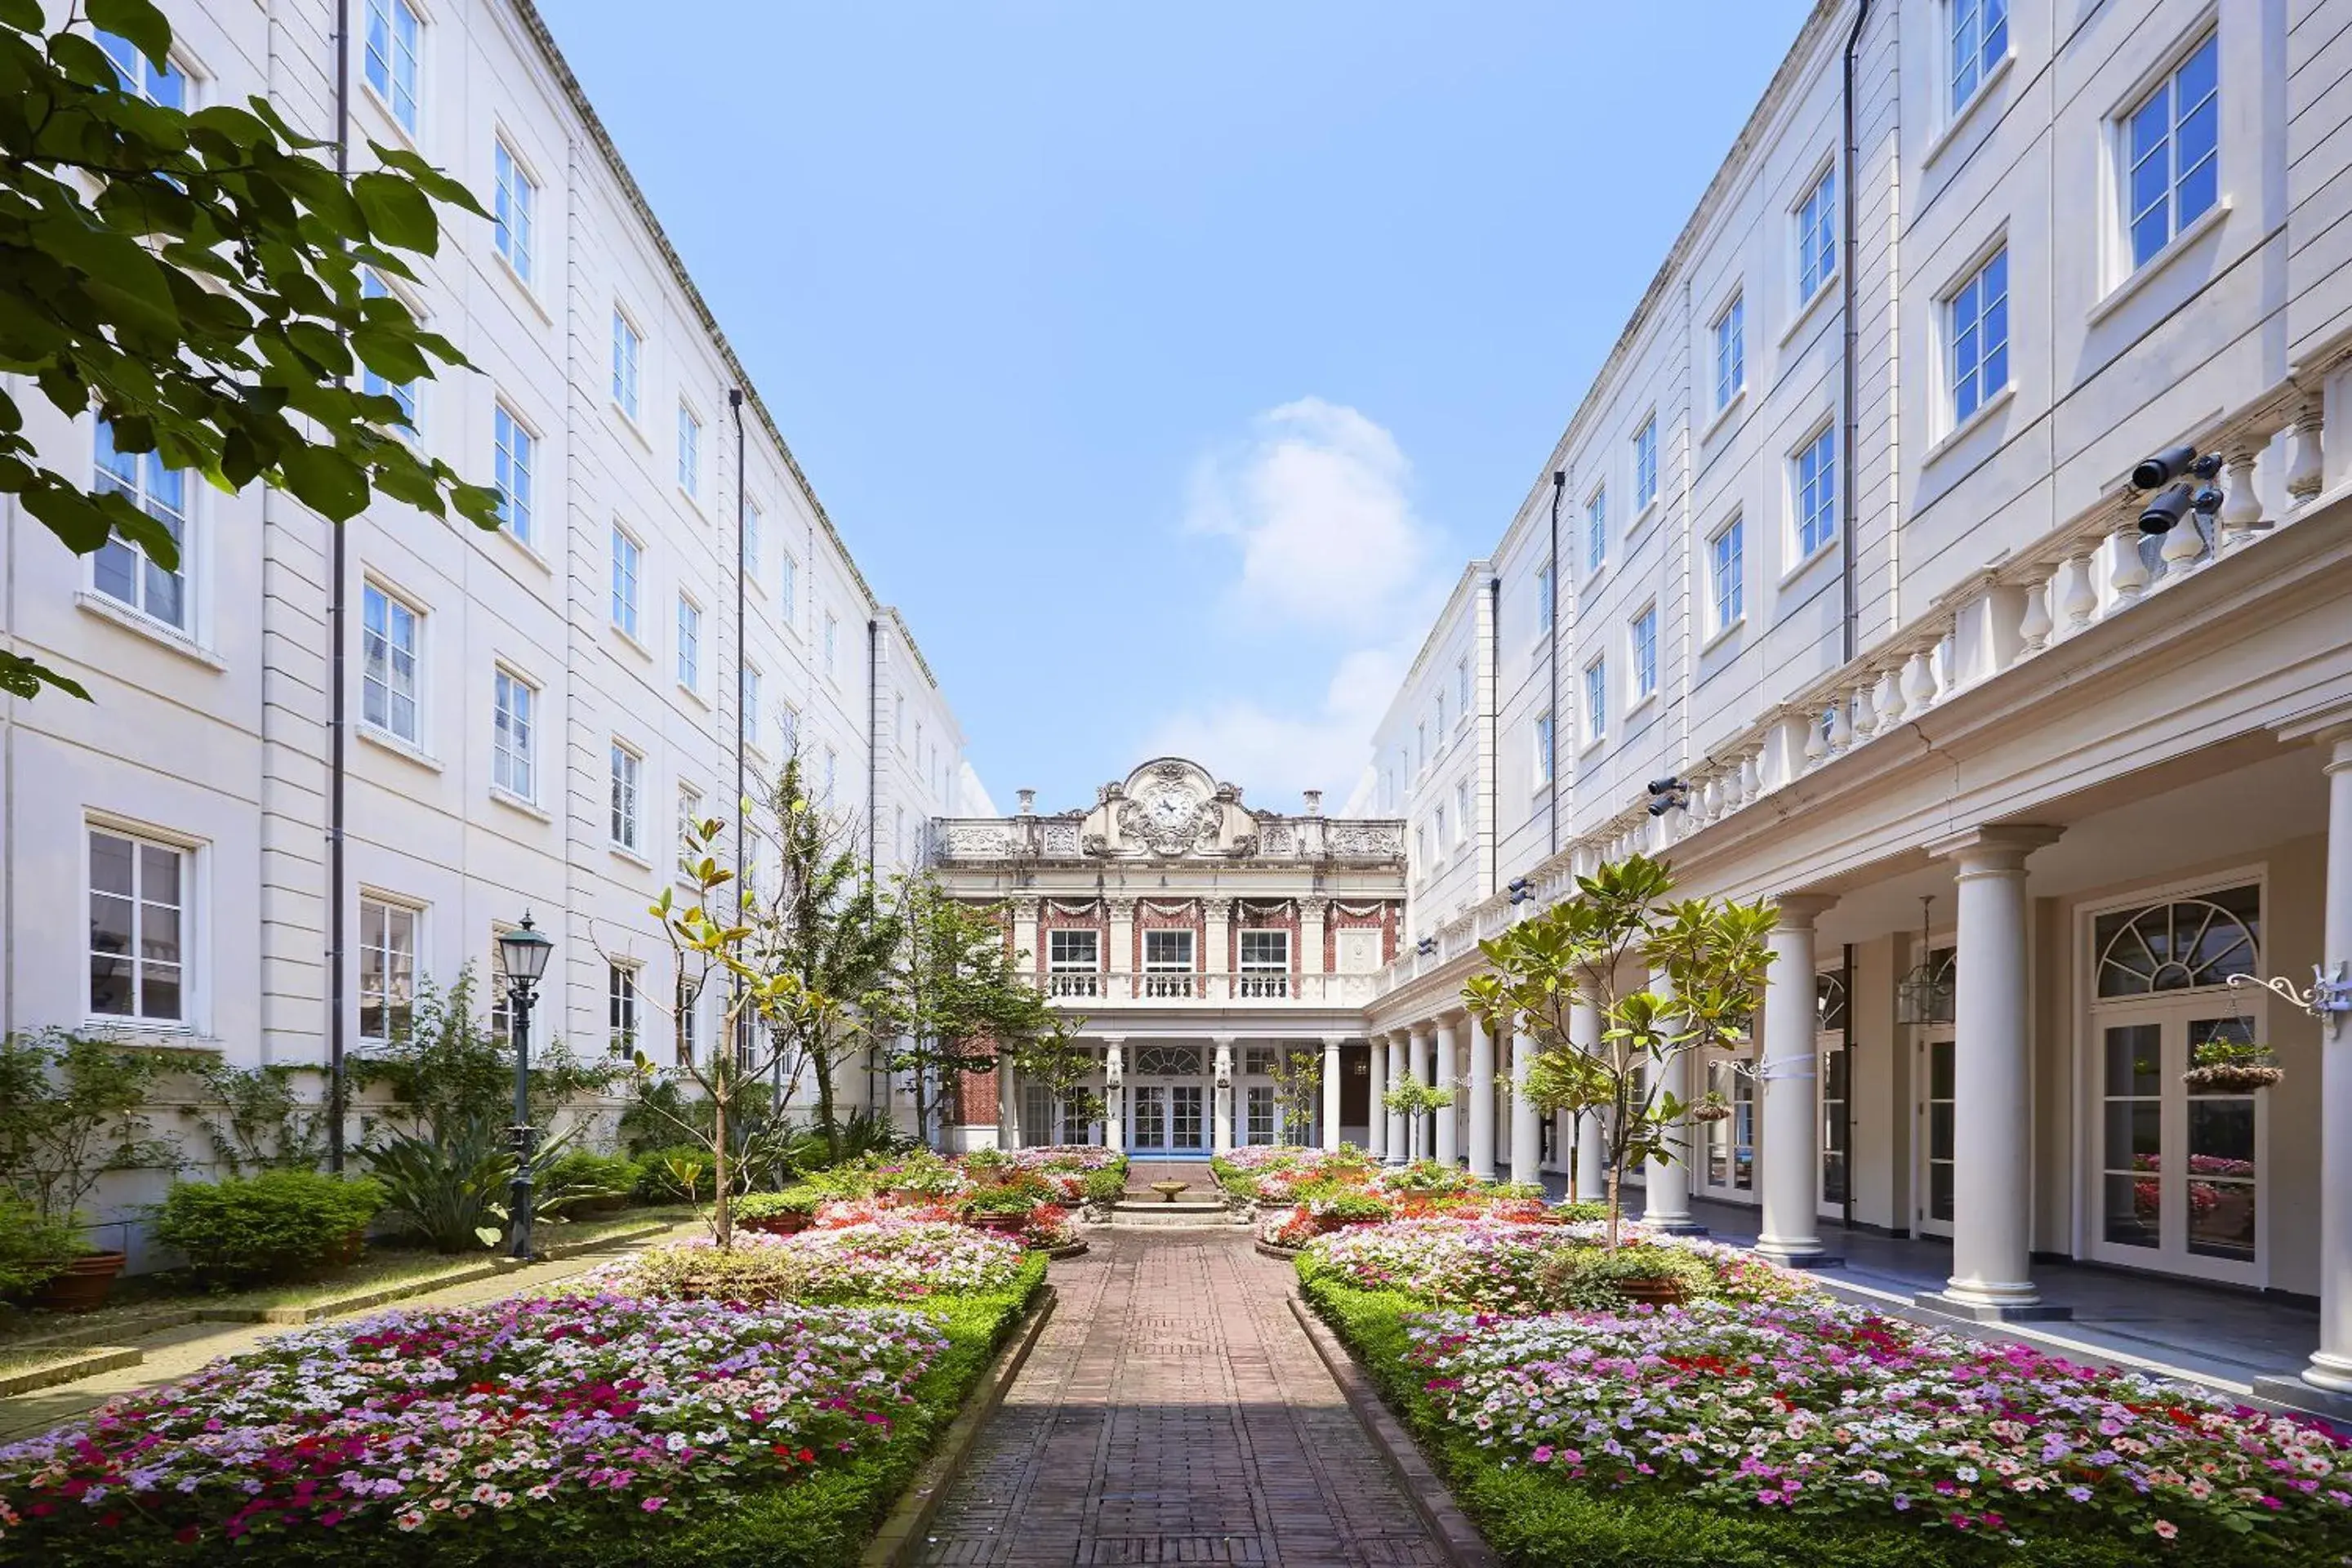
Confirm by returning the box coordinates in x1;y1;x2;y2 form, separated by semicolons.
1361;0;2352;1414
0;0;970;1248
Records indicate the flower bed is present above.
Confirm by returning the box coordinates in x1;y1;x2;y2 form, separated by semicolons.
1302;1257;2350;1566
1304;1218;1816;1312
603;1218;1027;1303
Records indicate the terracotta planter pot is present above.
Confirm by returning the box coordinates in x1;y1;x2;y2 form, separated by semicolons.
741;1212;812;1236
969;1212;1030;1236
1613;1276;1686;1308
33;1251;127;1314
1315;1214;1385;1234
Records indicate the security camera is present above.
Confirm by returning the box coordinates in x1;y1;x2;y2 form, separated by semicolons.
2132;445;2200;489
2138;483;2195;535
1507;876;1529;893
1647;777;1683;795
1647;798;1675;817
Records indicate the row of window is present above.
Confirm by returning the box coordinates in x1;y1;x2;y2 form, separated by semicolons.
1044;929;1293;973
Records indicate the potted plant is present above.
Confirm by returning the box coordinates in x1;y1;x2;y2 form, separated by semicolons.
734;1186;823;1235
1563;1241;1704;1308
0;1029;179;1312
1306;1191;1393;1233
2183;1037;2283;1093
965;1185;1043;1235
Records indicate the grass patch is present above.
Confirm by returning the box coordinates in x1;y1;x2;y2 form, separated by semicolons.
1297;1261;2309;1568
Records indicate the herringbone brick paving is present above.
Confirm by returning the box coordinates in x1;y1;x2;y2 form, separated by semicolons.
917;1228;1444;1567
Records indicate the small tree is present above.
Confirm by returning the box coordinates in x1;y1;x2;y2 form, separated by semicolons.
0;1028;180;1233
891;882;1057;1147
1466;855;1774;1248
1009;1018;1103;1143
1264;1045;1323;1145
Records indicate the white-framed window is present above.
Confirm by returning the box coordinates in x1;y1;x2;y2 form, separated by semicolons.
1949;0;2008;115
492;666;535;800
358;895;418;1045
744;501;764;583
777;701;798;757
1143;929;1194;996
608;962;639;1057
778;551;798;623
492;139;536;283
742;665;763;752
1585;488;1607;573
88;826;188;1023
1454;657;1470;715
488;928;517;1046
1797;163;1837;304
1633;415;1659;513
1416;721;1427;774
1454;778;1472;844
1712;292;1744;411
1535;559;1555;632
894;691;907;753
893;805;906;861
361;581;421;744
1630;605;1658;704
1793;425;1837;560
492;403;534;543
677;784;702;874
1414;822;1429;868
1947;245;2009;425
1433;800;1448;848
610;523;641;639
363;0;420;134
359;270;420;429
2122;32;2219;272
823;746;838;805
675;594;702;691
1709;514;1745;633
1434;689;1446;735
823;612;839;678
97;28;188;106
1584;657;1608;746
1048;928;1100;996
92;418;190;630
676;403;701;497
1238;929;1289;998
610;307;642;422
1534;712;1555;786
610;741;643;852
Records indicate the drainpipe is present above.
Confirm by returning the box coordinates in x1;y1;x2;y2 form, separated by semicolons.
1546;470;1564;857
1839;0;1873;665
1486;575;1500;898
325;0;353;1174
866;618;880;876
730;388;750;1092
1841;940;1855;1233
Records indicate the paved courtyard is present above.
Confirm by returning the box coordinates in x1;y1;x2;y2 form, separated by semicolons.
919;1226;1445;1567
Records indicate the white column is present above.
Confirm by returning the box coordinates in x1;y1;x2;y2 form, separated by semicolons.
1384;1033;1407;1162
1755;899;1835;1262
1510;1030;1541;1186
1302;898;1330;979
1011;896;1041;979
1205;898;1233;1000
1467;1015;1498;1178
1433;1018;1461;1167
1570;1000;1607;1200
1643;964;1697;1232
2304;731;2352;1392
1211;1036;1235;1156
1407;1027;1431;1161
1927;826;2063;1316
1102;1038;1125;1155
999;1057;1019;1150
1107;898;1136;999
1321;1035;1343;1152
1367;1032;1389;1160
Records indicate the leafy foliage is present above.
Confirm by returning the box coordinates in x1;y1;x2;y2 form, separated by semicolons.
889;879;1057;1146
1465;855;1774;1247
1263;1045;1323;1142
361;1116;593;1253
188;1062;327;1177
0;1027;180;1229
0;0;501;701
0;1194;82;1295
149;1169;383;1284
354;968;619;1146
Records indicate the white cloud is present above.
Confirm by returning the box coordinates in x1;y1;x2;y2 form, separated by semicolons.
1147;399;1449;808
1183;396;1432;633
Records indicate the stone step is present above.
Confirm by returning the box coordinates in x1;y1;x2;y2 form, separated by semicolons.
1108;1209;1241;1227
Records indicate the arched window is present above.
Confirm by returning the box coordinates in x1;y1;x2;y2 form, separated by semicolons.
2093;884;2260;999
1815;971;1849;1033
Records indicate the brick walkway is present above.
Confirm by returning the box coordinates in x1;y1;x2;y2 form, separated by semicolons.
920;1227;1444;1567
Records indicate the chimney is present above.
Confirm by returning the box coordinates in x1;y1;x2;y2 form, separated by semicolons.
1302;789;1323;817
1016;788;1036;816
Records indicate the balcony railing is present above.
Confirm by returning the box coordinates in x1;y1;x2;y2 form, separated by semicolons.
1028;971;1378;1005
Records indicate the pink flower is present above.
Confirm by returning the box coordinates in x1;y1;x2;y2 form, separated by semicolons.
643;1496;667;1512
2153;1520;2177;1539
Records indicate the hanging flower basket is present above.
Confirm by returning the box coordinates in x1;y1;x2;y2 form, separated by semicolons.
2183;1040;2282;1093
1689;1094;1734;1124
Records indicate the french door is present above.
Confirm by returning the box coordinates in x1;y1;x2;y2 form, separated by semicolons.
1697;1050;1754;1202
2090;1002;2264;1283
1914;1033;1954;1238
1128;1082;1206;1153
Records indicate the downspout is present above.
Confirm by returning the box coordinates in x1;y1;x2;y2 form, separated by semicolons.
1485;575;1499;898
325;0;353;1174
1546;470;1564;857
865;617;880;1116
729;389;749;1085
1839;0;1873;665
1840;940;1855;1233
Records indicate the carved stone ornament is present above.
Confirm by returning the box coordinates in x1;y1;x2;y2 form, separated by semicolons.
1116;760;1220;855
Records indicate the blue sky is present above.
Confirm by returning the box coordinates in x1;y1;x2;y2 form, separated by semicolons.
548;1;1816;815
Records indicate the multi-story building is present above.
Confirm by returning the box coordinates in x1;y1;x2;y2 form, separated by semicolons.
929;757;1405;1156
1360;0;2352;1414
0;0;971;1254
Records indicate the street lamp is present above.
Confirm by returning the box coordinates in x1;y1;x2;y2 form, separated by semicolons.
497;913;554;1259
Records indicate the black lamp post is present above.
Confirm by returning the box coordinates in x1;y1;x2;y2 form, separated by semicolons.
497;913;554;1259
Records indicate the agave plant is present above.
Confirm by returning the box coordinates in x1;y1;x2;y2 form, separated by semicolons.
363;1116;597;1252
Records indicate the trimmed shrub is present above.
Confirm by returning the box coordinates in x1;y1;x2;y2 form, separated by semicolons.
1080;1168;1126;1204
0;1195;82;1297
543;1150;636;1200
151;1171;384;1285
734;1186;825;1221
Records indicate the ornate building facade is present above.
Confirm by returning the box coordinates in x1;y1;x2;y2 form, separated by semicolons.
929;758;1405;1156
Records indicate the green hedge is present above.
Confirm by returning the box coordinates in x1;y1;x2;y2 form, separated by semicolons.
20;1254;1047;1566
1297;1263;2287;1568
151;1173;385;1285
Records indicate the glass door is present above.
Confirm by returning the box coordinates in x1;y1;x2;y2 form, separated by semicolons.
1169;1084;1205;1152
2091;1005;2263;1281
1915;1034;1954;1238
1698;1051;1754;1201
1132;1085;1168;1152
